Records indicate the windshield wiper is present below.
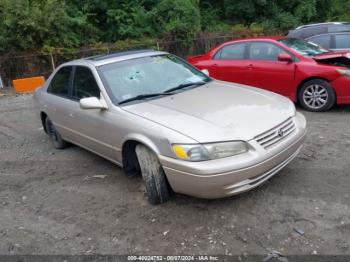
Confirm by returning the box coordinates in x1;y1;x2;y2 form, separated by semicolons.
118;81;207;105
118;92;174;105
163;81;207;94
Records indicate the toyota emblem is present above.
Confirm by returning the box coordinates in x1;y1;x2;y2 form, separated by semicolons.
277;129;284;137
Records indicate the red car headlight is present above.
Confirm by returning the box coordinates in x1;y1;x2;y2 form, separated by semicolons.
336;69;350;76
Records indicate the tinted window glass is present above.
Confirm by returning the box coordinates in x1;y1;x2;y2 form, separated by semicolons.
308;35;331;49
215;43;245;59
49;67;72;96
303;26;327;38
334;34;350;49
328;24;350;32
72;67;100;100
249;42;286;61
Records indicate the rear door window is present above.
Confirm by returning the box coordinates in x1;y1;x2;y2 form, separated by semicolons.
214;43;246;60
307;35;331;49
48;66;72;97
72;66;100;100
334;34;350;49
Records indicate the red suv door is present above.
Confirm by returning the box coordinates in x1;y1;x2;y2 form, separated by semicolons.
208;42;251;84
245;41;296;98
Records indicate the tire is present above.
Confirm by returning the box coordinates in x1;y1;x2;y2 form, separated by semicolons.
135;144;170;205
45;117;68;149
298;79;336;112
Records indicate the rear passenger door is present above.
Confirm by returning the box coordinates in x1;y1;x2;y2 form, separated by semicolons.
46;66;75;139
245;41;296;97
209;42;250;84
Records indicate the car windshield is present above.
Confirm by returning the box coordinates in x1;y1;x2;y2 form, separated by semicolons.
98;54;211;104
278;38;329;56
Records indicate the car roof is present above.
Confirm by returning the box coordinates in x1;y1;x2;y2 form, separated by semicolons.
295;22;350;30
219;36;285;45
85;49;155;61
63;49;169;67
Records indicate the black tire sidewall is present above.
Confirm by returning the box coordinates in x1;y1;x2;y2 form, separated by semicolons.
298;79;336;112
45;117;67;149
135;145;170;205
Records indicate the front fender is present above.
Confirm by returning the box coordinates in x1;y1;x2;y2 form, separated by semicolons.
122;133;161;155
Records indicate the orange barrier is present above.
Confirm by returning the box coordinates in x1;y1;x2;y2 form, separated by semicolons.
13;76;45;93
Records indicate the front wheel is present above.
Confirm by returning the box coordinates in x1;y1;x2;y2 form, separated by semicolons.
135;144;171;205
298;79;336;112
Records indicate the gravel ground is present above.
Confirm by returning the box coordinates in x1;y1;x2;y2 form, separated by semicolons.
0;93;349;256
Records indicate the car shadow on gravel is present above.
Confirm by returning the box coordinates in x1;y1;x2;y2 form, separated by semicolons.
296;103;350;114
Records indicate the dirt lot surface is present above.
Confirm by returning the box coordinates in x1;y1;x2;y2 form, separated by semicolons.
0;93;349;256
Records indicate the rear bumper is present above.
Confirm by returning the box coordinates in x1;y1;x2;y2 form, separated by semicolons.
159;113;306;199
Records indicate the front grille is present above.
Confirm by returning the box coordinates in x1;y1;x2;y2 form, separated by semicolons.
255;117;296;149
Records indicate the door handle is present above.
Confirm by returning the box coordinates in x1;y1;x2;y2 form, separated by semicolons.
246;64;253;69
69;113;74;118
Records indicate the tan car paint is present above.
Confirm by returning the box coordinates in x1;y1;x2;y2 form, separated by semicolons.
33;51;306;199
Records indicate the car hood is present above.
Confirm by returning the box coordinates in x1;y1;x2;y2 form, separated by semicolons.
122;81;296;143
313;51;350;68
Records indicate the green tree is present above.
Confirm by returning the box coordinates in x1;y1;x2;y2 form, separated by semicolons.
0;0;350;53
105;1;153;41
0;0;94;52
151;0;201;40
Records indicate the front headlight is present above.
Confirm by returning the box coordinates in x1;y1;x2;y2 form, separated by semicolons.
172;141;248;161
336;69;350;76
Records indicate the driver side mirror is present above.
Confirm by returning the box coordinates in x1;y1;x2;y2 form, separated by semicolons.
278;53;293;63
80;97;108;110
201;69;210;76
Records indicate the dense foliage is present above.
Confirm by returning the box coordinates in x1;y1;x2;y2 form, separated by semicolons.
0;0;349;53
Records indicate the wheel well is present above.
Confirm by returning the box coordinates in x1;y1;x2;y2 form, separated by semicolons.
121;140;173;193
297;77;335;101
122;140;141;177
40;112;48;133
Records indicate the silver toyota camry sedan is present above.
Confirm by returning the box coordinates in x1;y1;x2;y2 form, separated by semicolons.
33;50;307;204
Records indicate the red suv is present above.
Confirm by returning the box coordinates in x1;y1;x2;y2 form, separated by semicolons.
188;37;350;111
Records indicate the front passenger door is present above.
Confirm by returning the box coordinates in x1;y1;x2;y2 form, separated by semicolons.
67;66;119;160
245;42;296;97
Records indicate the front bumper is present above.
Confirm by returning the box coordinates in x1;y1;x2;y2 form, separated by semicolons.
331;76;350;104
159;112;306;199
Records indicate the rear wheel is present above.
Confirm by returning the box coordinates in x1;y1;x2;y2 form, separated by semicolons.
45;117;68;149
135;144;170;205
298;79;335;112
